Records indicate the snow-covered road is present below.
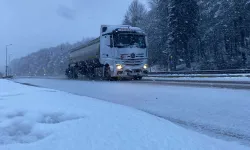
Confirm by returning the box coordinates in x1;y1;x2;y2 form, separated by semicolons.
12;78;250;146
1;79;249;150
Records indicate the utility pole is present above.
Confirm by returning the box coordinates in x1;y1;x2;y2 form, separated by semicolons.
5;44;12;77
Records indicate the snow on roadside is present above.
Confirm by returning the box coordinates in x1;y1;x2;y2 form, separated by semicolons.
145;76;250;82
148;73;250;77
0;79;248;150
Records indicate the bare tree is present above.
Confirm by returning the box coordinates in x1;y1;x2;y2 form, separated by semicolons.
148;0;161;9
123;0;147;27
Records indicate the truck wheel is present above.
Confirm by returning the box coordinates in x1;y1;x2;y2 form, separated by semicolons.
86;73;95;80
65;69;70;78
66;69;73;79
133;76;142;80
104;65;111;80
111;77;119;81
86;67;95;80
73;72;78;79
68;68;78;79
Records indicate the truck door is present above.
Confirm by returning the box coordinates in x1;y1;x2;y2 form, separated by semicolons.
100;35;113;59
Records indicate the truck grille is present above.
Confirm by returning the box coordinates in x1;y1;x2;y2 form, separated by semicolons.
123;59;143;65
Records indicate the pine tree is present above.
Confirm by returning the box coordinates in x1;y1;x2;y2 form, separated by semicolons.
167;0;178;70
147;0;169;68
232;0;249;67
167;0;199;69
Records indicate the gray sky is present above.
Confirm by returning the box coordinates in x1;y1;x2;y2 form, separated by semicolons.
0;0;147;72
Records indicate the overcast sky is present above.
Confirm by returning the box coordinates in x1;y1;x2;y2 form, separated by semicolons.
0;0;147;72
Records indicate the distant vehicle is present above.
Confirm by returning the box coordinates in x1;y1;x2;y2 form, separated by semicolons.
65;25;149;80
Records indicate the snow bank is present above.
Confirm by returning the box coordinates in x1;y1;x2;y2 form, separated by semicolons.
145;76;250;82
0;79;248;150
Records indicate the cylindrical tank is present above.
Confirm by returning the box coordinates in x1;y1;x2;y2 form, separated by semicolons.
69;38;100;64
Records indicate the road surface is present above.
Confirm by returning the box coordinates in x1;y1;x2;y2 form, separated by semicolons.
12;77;250;146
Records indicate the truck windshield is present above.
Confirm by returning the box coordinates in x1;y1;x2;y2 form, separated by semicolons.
113;34;146;48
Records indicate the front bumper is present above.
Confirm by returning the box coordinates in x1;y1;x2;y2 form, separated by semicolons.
112;65;149;77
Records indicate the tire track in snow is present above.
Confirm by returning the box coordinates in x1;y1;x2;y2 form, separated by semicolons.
144;110;250;146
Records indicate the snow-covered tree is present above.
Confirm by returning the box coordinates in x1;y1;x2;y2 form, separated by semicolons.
11;0;250;74
9;38;92;76
142;0;169;67
167;0;199;69
123;0;147;27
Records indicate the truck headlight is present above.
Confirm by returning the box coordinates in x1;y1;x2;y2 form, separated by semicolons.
116;64;123;70
143;64;148;69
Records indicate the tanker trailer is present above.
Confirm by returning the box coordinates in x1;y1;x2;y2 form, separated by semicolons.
65;25;149;80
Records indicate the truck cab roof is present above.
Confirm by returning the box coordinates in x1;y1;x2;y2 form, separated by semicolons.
101;25;145;36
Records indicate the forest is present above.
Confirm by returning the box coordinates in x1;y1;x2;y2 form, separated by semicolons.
10;0;250;75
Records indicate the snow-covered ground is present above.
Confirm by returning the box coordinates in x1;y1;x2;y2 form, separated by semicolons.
12;78;250;146
148;73;250;77
145;76;250;82
1;79;248;150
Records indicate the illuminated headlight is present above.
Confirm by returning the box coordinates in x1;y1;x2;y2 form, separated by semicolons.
116;64;123;70
143;64;148;69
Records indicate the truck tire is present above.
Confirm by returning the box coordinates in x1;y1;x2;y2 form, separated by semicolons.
66;69;73;79
86;67;95;79
111;77;119;81
73;72;78;79
68;67;78;79
133;76;142;80
104;65;111;80
65;68;70;78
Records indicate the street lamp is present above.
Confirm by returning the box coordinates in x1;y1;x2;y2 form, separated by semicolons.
6;44;12;77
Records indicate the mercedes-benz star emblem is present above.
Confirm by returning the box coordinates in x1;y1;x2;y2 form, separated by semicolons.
131;53;135;58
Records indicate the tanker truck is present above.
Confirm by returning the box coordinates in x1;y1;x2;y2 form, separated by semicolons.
65;25;149;80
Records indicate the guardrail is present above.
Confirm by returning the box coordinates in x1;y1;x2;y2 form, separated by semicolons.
6;69;250;79
148;69;250;75
1;75;14;79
